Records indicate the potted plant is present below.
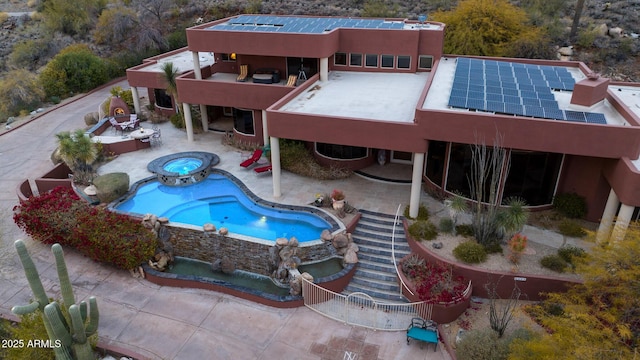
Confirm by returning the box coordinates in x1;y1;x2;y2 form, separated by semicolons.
331;189;345;210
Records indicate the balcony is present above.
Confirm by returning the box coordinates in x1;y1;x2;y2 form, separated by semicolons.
177;71;296;110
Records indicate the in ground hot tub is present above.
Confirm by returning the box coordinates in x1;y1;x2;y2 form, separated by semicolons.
147;152;219;185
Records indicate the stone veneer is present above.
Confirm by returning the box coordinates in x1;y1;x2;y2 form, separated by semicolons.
168;225;337;276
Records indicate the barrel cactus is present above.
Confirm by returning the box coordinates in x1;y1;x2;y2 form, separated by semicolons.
11;240;99;360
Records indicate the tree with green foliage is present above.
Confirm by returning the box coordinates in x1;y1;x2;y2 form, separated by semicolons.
55;129;99;184
509;228;640;359
0;69;45;119
39;44;109;99
160;62;180;114
42;0;104;35
431;0;540;57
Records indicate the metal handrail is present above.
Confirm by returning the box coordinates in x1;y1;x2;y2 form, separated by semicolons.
391;204;414;296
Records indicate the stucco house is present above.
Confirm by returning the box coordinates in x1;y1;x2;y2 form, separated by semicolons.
125;14;640;241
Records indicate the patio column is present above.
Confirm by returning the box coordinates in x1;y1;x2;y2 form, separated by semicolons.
200;104;208;132
182;102;194;142
192;51;202;80
131;86;141;114
320;57;328;81
270;136;281;198
596;188;619;244
612;203;634;242
409;153;425;218
262;110;269;145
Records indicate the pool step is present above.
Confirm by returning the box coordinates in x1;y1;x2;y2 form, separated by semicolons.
342;210;411;304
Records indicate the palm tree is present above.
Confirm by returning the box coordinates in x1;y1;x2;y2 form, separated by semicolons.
55;129;99;184
160;62;180;114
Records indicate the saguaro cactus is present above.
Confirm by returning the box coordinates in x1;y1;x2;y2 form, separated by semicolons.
11;240;99;360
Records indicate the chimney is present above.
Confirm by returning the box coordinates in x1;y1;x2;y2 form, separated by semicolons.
570;72;610;107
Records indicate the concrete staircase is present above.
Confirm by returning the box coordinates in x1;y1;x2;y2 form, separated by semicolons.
343;209;411;303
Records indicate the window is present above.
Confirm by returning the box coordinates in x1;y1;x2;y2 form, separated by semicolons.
418;55;434;70
233;109;254;135
350;53;362;66
381;54;394;68
425;141;447;187
223;107;233;117
397;55;411;69
502;151;563;206
154;89;172;109
221;53;237;62
316;143;367;160
365;54;378;67
334;52;347;66
446;143;500;201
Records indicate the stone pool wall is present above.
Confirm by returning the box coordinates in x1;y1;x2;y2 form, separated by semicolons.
168;225;335;276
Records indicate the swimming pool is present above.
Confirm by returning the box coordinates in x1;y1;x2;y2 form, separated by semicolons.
113;170;336;242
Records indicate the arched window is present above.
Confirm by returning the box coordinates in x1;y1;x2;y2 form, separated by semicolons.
233;108;254;135
154;89;172;109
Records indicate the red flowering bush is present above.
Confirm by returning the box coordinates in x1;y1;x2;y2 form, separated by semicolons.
401;255;468;304
508;233;528;264
14;186;156;270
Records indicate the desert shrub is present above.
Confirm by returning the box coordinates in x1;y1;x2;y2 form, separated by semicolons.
557;219;587;238
553;192;587;219
403;260;468;304
439;218;454;233
403;204;429;220
453;240;487;264
40;44;109;99
408;220;438;241
13;186;156;270
3;310;54;360
456;224;475;237
84;111;99;126
455;328;511;360
401;253;425;274
540;254;567;272
279;139;351;180
9;38;53;70
93;172;130;203
557;245;586;267
170;112;184;128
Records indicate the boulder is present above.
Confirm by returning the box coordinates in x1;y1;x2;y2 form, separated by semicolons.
347;242;359;253
609;27;623;38
275;237;289;247
83;185;97;196
595;23;608;37
203;223;216;232
301;272;314;282
288;237;299;247
220;257;235;274
320;229;333;242
289;276;302;296
279;245;296;261
332;233;349;249
219;227;229;236
344;249;358;264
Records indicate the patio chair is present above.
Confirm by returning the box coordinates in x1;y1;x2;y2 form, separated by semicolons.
286;74;297;87
108;117;127;135
254;164;272;174
240;148;263;168
237;64;249;82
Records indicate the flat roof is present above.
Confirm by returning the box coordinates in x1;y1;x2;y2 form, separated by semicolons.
135;51;215;74
278;71;429;122
207;15;440;34
423;57;628;126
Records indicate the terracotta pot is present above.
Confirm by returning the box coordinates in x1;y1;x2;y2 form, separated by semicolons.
332;199;345;210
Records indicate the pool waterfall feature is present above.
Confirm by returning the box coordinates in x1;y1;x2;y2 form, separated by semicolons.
113;154;353;306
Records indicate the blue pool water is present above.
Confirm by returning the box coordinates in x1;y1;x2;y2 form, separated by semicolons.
115;173;331;241
163;157;203;175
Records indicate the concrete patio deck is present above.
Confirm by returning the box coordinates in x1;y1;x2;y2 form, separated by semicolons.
0;80;453;359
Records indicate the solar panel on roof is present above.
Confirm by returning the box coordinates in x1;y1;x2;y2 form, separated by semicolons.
501;81;517;89
522;97;540;106
544;108;565;120
486;92;503;102
486;102;505;113
469;84;484;92
466;98;485;110
486;79;501;88
505;103;524;115
521;90;537;99
564;111;586;122
524;106;545;118
540;100;559;110
585;112;606;124
504;95;521;104
450;88;467;98
486;86;502;94
467;91;484;99
503;88;519;97
537;92;555;100
518;84;534;92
